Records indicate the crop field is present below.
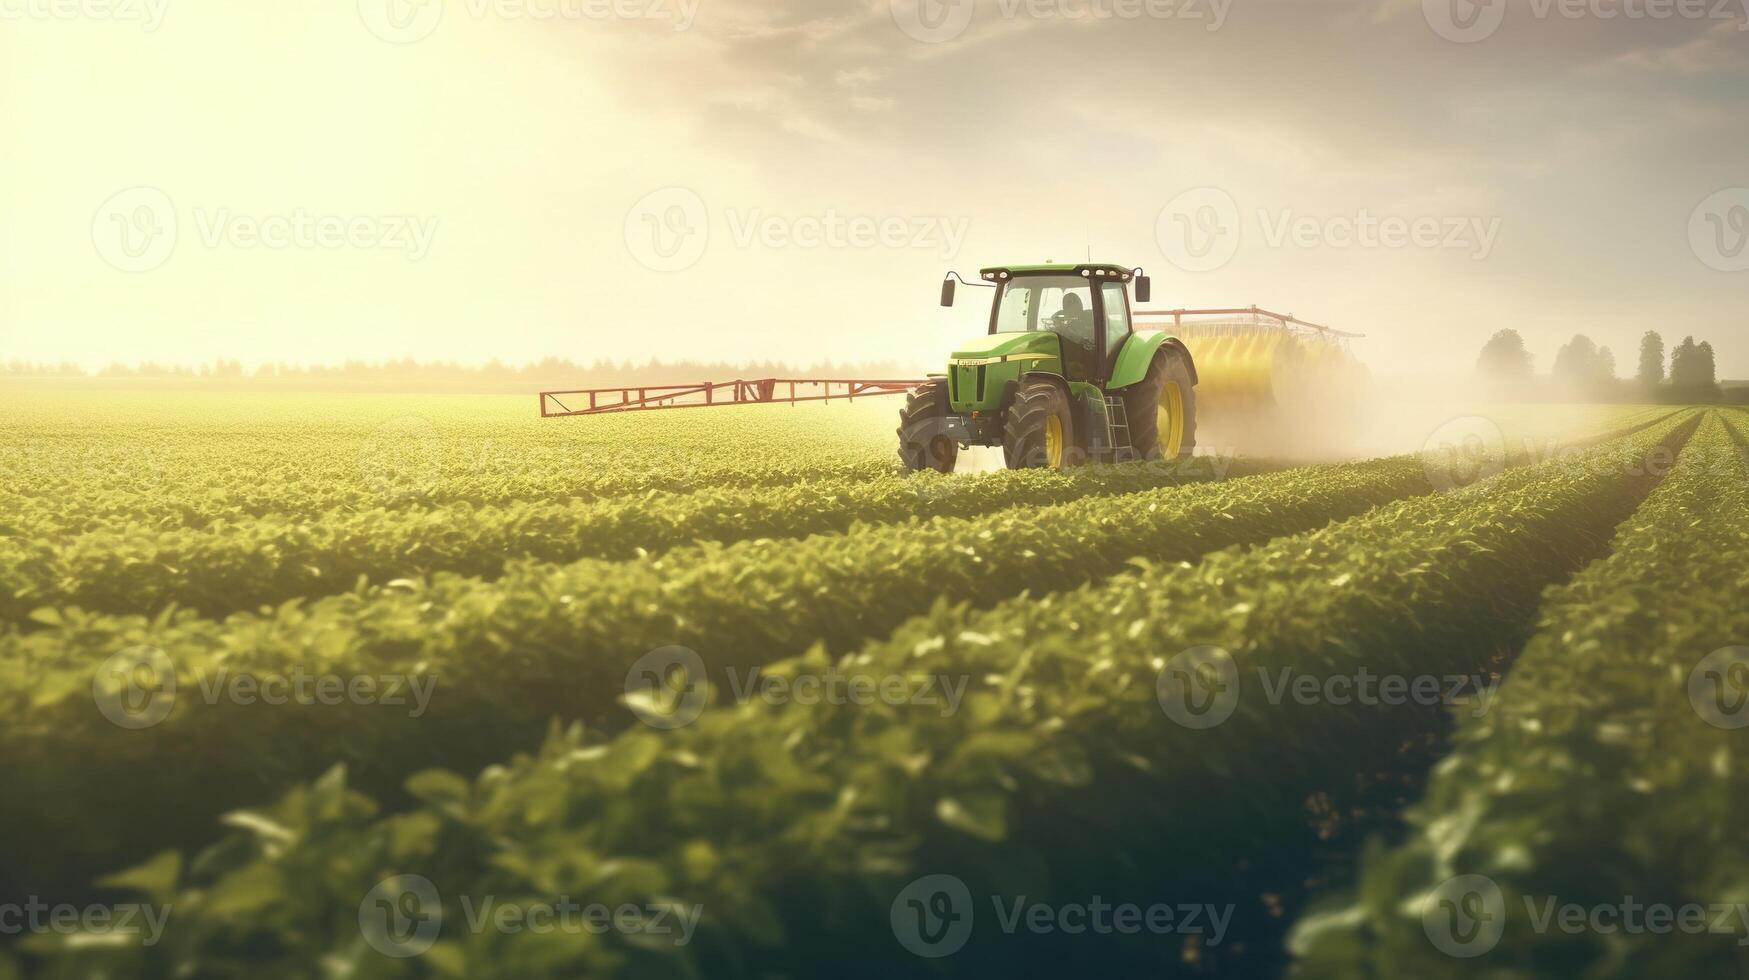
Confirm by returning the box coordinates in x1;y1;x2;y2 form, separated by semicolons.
2;389;1743;979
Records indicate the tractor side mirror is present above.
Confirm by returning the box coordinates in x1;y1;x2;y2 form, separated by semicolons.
939;277;956;307
1134;276;1152;304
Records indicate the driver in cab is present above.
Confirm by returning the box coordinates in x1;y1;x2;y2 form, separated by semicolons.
1055;292;1098;379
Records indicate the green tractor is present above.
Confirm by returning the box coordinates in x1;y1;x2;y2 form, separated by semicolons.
899;263;1198;472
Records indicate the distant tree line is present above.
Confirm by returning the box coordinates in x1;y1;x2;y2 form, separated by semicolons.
1476;329;1741;403
0;357;924;394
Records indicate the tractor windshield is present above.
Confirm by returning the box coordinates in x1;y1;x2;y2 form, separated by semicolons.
992;274;1100;380
992;275;1095;341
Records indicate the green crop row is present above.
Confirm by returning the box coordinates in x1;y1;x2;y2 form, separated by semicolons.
0;443;899;540
1290;411;1749;978
0;455;1275;625
0;394;904;537
0;451;1442;904
0;397;1671;542
0;406;1683;628
17;413;1701;978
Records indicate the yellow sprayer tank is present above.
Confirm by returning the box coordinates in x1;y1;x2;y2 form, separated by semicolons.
1136;308;1369;455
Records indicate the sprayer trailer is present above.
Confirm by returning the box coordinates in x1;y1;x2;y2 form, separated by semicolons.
903;263;1198;471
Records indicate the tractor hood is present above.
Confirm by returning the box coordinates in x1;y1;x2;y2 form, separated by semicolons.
949;331;1058;365
944;331;1062;415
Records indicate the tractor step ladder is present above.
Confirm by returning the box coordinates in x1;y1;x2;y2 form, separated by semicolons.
1104;395;1133;452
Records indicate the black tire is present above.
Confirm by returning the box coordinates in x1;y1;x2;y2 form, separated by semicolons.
1003;380;1076;469
896;380;959;473
1124;347;1198;461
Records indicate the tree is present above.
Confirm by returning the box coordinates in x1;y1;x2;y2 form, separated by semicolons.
1477;329;1534;394
1636;331;1665;389
1697;341;1719;389
1598;346;1617;384
1551;334;1601;390
1670;336;1702;388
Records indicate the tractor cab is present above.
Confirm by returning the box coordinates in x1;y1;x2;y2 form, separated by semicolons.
980;264;1143;382
907;262;1197;472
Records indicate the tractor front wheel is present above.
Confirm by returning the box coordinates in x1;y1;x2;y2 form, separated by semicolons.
1125;349;1198;461
1003;380;1076;469
896;380;959;473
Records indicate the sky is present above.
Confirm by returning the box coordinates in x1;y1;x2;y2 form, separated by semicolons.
1;0;1744;378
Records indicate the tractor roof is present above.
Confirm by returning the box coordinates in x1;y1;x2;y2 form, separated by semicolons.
979;263;1137;281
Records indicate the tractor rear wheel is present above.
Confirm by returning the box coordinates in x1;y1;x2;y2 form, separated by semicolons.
1003;380;1076;469
896;380;959;473
1125;348;1198;460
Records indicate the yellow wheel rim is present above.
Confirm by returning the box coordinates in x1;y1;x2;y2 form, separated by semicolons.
1044;415;1064;467
1157;382;1185;458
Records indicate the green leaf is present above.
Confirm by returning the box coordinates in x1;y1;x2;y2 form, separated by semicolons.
406;769;472;807
936;794;1007;842
96;851;181;901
